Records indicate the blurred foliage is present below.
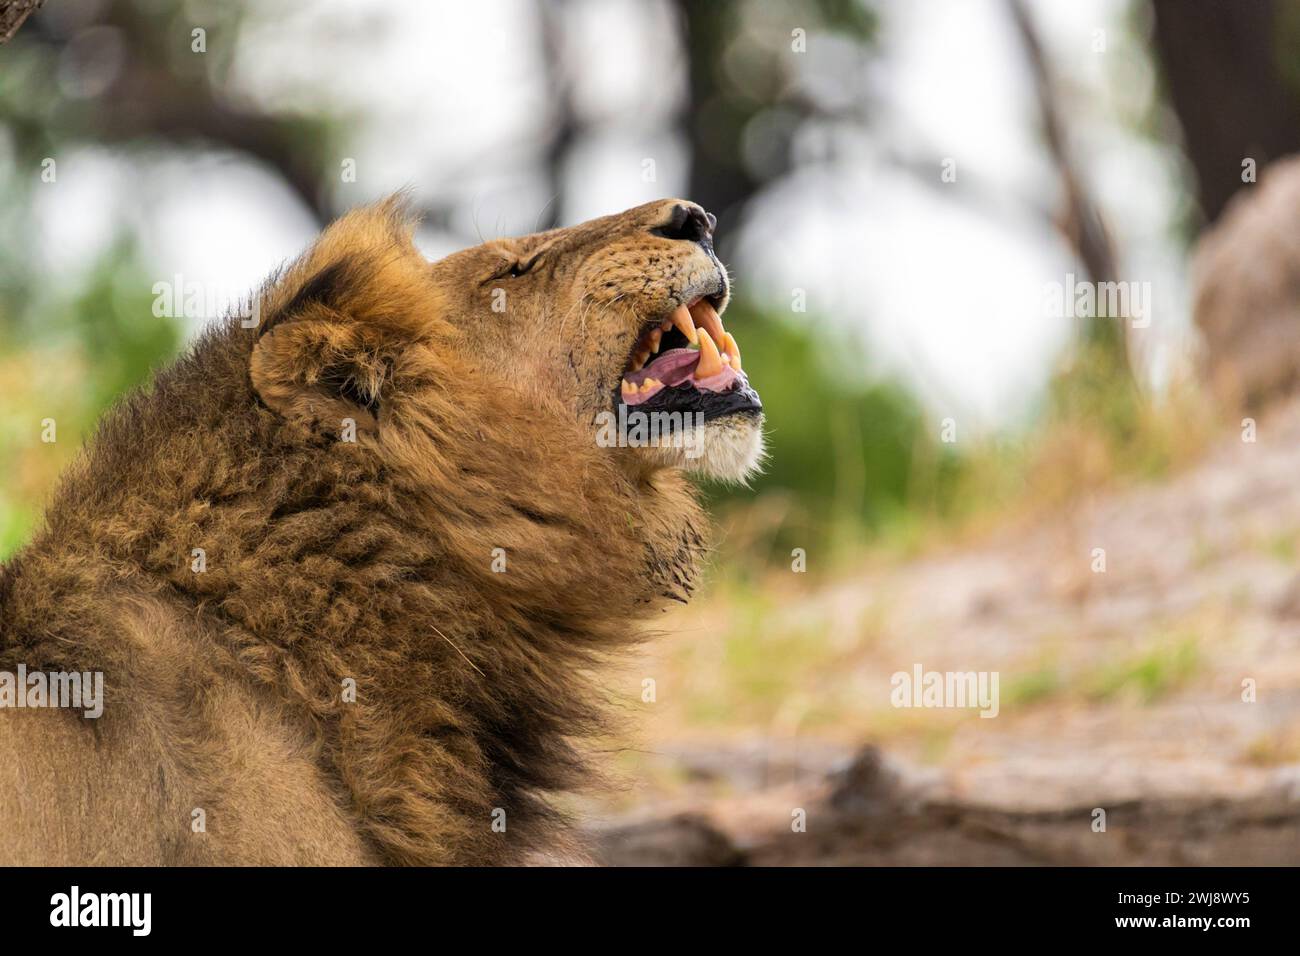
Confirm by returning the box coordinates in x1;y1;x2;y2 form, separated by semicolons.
675;0;878;247
1043;339;1214;484
1051;343;1143;446
0;240;179;559
62;238;183;411
0;0;343;232
0;0;333;559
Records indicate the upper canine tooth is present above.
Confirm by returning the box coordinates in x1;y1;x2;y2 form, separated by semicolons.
695;328;723;378
723;331;742;370
689;300;726;345
669;304;699;345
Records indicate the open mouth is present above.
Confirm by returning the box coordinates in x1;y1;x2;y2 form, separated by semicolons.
616;296;762;422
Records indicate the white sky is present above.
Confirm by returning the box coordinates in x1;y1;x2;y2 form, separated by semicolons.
29;0;1192;432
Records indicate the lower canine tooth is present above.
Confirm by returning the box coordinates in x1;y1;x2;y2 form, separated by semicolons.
723;331;741;370
695;328;723;378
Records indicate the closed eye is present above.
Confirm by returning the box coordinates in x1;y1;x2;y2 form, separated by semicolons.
481;254;540;285
503;253;542;279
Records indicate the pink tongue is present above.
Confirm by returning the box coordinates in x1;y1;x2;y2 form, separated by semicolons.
631;348;700;387
623;348;740;405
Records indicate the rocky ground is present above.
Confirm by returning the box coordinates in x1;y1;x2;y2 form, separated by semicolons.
579;399;1300;864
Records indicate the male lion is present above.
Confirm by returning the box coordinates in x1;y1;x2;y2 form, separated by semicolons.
0;197;762;865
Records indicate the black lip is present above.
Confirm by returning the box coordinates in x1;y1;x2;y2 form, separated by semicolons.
618;377;762;425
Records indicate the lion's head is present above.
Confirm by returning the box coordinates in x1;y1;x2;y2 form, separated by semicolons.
424;198;764;483
244;195;762;614
252;197;762;488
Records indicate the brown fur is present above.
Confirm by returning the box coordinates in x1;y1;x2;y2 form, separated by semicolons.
0;196;743;865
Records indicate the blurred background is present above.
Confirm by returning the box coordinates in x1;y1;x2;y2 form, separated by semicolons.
4;0;1300;864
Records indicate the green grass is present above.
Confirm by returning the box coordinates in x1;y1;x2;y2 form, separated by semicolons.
1004;664;1066;709
1264;531;1298;563
1083;637;1201;704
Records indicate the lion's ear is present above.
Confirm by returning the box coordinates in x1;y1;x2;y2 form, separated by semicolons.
249;198;435;435
250;314;394;435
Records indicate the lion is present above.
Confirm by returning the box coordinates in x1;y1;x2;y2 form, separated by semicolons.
0;196;763;865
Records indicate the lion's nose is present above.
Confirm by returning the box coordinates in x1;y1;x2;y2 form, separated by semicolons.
653;203;716;245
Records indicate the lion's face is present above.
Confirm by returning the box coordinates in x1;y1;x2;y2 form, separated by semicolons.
426;200;764;483
246;197;736;611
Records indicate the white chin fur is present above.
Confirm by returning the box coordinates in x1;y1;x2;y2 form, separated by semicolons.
644;413;766;484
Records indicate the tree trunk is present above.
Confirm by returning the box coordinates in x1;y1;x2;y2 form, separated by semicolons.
673;0;763;254
1150;0;1300;224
